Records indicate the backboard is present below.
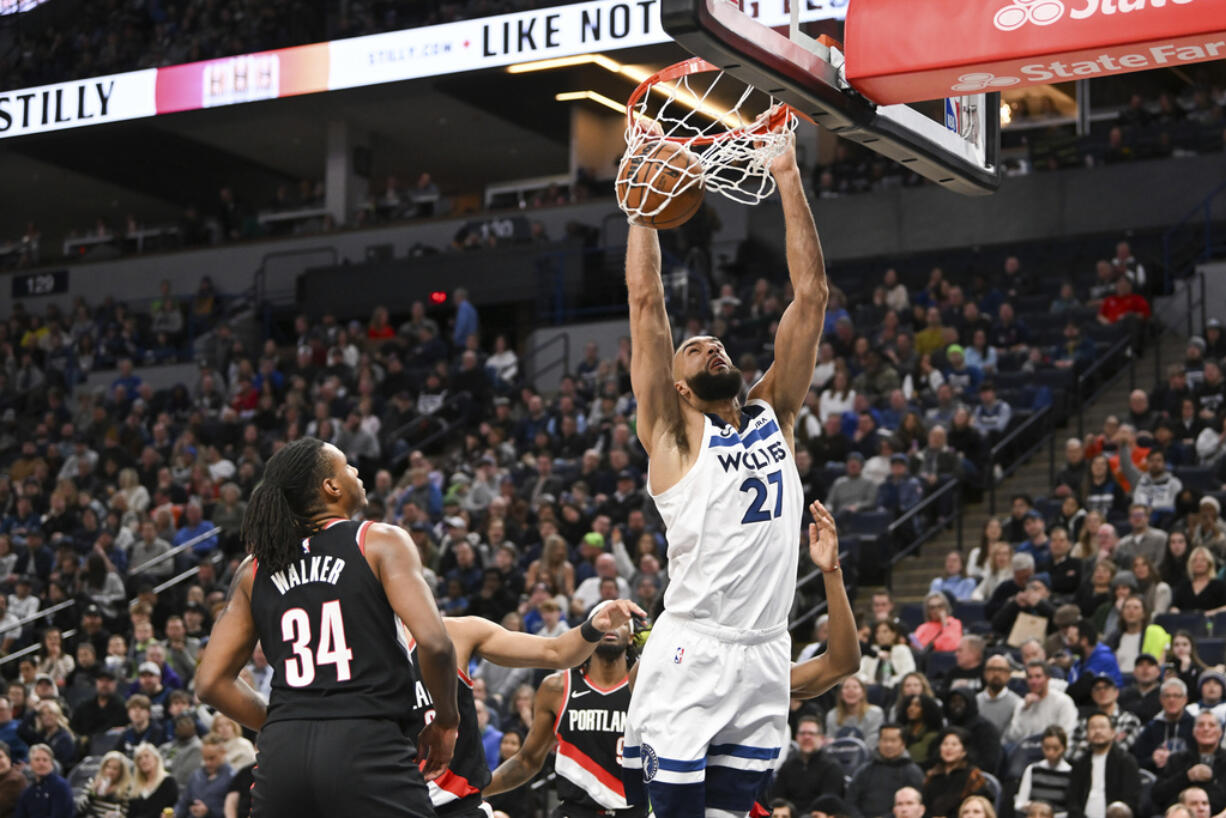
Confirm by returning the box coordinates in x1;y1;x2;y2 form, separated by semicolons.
660;0;1002;195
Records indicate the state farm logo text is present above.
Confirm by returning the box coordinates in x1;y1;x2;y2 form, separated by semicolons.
994;0;1194;31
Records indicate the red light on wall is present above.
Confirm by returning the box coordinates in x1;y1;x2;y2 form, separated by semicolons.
429;291;447;304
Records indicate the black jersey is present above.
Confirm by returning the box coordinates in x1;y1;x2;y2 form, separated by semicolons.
250;519;416;725
405;636;489;813
554;668;644;815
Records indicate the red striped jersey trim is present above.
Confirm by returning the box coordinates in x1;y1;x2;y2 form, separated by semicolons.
556;735;626;798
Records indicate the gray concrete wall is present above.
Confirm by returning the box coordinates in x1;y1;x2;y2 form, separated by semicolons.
524;317;629;394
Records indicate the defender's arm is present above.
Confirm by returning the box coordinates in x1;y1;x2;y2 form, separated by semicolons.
484;672;564;794
626;225;684;456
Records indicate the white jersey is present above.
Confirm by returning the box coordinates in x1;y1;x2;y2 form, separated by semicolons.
649;398;802;631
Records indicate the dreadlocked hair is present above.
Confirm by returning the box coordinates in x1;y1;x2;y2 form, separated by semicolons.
241;437;334;573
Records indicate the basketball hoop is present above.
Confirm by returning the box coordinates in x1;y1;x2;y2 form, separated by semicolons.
618;57;800;219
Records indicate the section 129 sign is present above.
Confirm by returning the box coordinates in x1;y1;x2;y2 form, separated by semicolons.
11;269;68;299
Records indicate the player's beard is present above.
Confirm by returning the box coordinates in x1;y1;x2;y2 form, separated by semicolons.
687;368;743;402
594;640;628;661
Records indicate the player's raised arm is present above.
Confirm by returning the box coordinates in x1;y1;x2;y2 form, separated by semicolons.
366;522;459;779
458;600;644;669
748;132;828;425
790;500;860;699
196;557;268;731
484;672;563;794
626;224;684;456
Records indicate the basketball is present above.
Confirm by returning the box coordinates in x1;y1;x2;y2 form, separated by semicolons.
616;139;705;230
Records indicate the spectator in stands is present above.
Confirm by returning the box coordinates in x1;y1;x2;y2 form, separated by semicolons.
877;453;924;518
1188;497;1226;557
71;666;126;739
1168;631;1214;694
944;687;1002;773
1108;594;1171;672
900;694;944;765
1120;448;1182;522
1098;277;1151;326
975;543;1016;603
1120;652;1163;723
859;620;916;689
991;303;1031;356
16;743;71;818
79;750;134;816
175;735;231;818
1187;669;1226;723
847;724;924;818
827;677;884;746
922;727;990;818
208;714;254;772
972;382;1012;443
1135;677;1196;773
820;371;857;423
1069;673;1143;761
1016;725;1073;816
30;702;73;771
894;788;925;818
986;553;1037;621
944;346;982;400
915;425;962;488
1177;789;1210;818
1006;661;1078;742
993;578;1055;640
1066;711;1140;818
0;740;26;816
770;715;845;805
173;502;218;561
911;592;963;653
1170;548;1226;614
1017;512;1054;572
1065;618;1124;700
160;715;203;791
977;654;1021;735
826;453;877;515
1151;710;1226;813
931;551;977;601
130;741;178;818
1117;505;1168;569
452;288;479;349
120;695;162;757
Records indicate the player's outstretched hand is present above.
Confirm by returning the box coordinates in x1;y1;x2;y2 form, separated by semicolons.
590;599;647;633
808;500;840;572
418;721;458;782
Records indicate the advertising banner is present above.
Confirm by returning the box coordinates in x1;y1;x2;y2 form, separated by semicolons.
0;0;850;138
0;70;157;138
845;0;1226;104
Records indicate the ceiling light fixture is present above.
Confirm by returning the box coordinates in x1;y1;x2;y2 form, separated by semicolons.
554;90;628;115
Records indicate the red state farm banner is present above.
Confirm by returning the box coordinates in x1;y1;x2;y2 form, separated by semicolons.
844;0;1226;105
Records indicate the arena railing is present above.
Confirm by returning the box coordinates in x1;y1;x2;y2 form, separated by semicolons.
987;404;1054;516
884;478;963;588
524;334;570;387
128;527;222;578
0;629;78;668
1162;178;1226;296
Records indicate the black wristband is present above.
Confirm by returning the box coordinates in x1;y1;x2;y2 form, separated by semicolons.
580;619;603;643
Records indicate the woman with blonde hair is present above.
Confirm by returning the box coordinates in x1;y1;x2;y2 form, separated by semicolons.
112;468;150;514
959;795;997;818
208;712;256;770
1171;546;1226;614
524;535;575;599
826;676;884;747
77;750;133;817
35;627;73;687
967;519;1006;581
128;743;178;818
31;700;74;769
973;543;1014;601
1072;510;1106;560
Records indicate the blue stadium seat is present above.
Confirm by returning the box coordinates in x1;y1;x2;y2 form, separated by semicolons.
1199;638;1226;665
865;683;888;708
899;603;924;632
954;600;986;625
1003;734;1046;783
982;771;1003;815
925;651;957;679
1155;612;1204;635
1175;466;1217;493
845;510;892;539
825;736;871;778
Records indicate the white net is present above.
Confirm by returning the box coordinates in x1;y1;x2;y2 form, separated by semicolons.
618;61;799;222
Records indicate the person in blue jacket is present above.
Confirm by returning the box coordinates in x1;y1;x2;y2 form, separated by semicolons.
1065;618;1124;705
14;743;71;818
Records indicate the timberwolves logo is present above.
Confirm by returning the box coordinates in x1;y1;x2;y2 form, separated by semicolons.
641;743;659;782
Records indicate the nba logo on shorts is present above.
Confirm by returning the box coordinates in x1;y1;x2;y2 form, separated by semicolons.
674;647;684;664
641;744;659;782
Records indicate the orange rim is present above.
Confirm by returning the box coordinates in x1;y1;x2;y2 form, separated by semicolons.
625;57;797;147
